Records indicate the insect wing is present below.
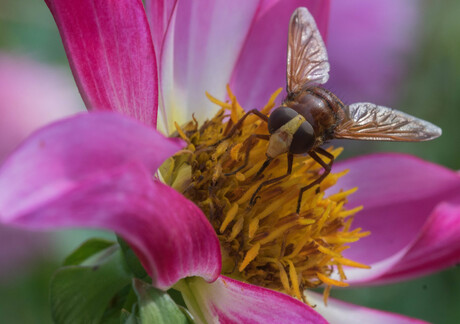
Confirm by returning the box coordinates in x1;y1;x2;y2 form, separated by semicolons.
287;7;329;93
334;103;442;141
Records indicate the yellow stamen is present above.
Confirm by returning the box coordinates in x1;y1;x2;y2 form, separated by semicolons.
323;285;332;306
236;179;264;204
314;204;332;236
260;87;283;115
337;264;347;281
235;172;245;182
328;187;357;202
335;257;371;269
316;244;342;258
248;217;259;239
288;260;302;300
205;91;231;109
323;236;360;244
276;260;291;294
226;85;244;123
212;163;222;183
257;222;298;245
174;122;189;142
339;206;364;218
164;87;370;305
228;217;244;241
343;217;354;232
239;243;260;272
317;272;349;287
220;203;239;233
230;143;243;161
284;235;310;259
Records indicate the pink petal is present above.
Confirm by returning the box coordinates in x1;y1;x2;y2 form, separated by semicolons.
45;0;158;126
145;0;178;64
328;153;460;284
377;202;460;283
179;276;327;324
308;291;428;324
159;0;261;133
327;0;420;105
229;0;330;110
0;55;83;278
0;113;221;289
0;54;83;162
0;112;182;215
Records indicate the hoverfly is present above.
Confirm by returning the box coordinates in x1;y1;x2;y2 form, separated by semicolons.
222;7;441;214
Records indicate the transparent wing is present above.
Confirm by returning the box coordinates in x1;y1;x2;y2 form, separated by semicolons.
287;7;329;93
334;103;442;141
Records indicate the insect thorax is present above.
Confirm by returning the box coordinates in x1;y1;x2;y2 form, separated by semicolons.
284;87;346;142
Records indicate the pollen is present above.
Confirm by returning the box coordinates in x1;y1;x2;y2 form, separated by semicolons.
161;87;370;303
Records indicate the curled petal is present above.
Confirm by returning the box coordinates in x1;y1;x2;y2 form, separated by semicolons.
178;276;327;324
327;0;420;104
329;153;460;284
0;113;221;288
3;165;221;289
230;0;330;110
377;202;460;283
159;0;260;133
307;292;428;324
45;0;158;126
0;54;83;162
0;112;182;220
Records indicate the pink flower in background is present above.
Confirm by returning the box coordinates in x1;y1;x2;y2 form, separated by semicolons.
0;55;83;162
0;54;83;279
0;0;459;323
327;0;420;105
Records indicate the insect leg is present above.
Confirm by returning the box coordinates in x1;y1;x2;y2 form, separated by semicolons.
296;149;334;214
225;134;270;176
314;147;335;161
213;109;269;146
255;157;273;178
249;153;294;206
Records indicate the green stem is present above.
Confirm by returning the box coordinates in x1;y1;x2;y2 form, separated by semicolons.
174;278;208;324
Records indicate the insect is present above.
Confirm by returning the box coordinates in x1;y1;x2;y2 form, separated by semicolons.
222;7;441;214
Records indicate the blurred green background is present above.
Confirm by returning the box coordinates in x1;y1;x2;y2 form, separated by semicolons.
0;0;459;323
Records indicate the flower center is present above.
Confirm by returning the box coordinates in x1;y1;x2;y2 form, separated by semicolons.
161;87;370;303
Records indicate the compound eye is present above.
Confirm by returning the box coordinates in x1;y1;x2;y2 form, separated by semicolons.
290;121;315;154
268;106;298;134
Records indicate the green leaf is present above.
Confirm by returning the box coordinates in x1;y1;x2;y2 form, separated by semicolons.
117;236;147;278
63;238;116;266
133;279;193;324
120;308;139;324
50;248;132;324
121;285;140;314
100;284;134;324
